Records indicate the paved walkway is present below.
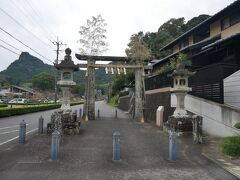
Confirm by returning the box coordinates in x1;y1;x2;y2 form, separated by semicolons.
0;102;238;179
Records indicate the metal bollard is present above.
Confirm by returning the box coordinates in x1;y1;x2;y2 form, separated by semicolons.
113;131;121;160
79;108;82;118
38;116;44;135
97;109;100;118
19;120;26;144
168;130;177;161
115;109;118;119
51;130;60;161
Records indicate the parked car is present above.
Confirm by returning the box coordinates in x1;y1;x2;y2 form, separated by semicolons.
8;98;27;104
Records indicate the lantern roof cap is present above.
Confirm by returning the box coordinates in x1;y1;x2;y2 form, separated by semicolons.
170;59;195;77
55;48;79;71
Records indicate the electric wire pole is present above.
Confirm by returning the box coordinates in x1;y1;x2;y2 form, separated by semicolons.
52;37;66;103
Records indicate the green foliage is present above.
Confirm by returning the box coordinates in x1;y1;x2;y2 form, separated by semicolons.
220;136;240;157
125;32;151;62
109;94;119;107
140;15;210;59
0;102;83;118
234;122;240;129
184;15;211;31
0;103;7;108
156;53;191;74
111;74;126;96
72;84;85;96
32;72;55;91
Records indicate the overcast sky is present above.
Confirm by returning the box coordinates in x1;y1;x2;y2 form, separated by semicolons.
0;0;236;71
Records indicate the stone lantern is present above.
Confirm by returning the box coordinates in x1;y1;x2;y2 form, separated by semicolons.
170;59;195;117
55;48;79;110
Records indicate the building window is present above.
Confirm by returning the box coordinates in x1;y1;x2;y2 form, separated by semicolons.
221;10;240;30
230;11;240;26
179;38;189;50
221;17;230;30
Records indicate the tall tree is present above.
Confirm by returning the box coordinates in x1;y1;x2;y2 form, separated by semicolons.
125;32;151;62
78;14;108;55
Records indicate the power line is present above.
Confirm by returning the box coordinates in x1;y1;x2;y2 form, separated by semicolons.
0;6;54;50
0;38;22;52
0;43;20;56
0;26;53;63
24;0;56;40
8;0;55;44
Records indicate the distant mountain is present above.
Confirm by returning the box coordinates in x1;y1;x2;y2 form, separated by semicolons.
0;52;111;86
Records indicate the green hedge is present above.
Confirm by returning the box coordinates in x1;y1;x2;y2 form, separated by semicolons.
220;136;240;157
0;103;7;108
234;122;240;129
0;102;83;118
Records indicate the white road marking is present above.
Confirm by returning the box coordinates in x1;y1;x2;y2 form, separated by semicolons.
0;130;19;135
0;124;29;130
0;128;38;146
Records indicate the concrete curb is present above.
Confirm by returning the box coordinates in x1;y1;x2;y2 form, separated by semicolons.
202;152;240;179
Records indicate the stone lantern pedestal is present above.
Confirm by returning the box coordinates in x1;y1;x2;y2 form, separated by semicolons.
164;60;195;134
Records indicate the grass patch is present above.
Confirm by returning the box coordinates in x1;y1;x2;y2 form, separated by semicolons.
220;136;240;157
109;95;119;107
0;103;7;108
234;122;240;129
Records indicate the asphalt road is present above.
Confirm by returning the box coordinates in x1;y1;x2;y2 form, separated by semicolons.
0;104;83;146
0;101;127;146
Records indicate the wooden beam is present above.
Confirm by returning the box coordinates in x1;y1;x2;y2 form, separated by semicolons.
75;54;128;62
77;64;142;69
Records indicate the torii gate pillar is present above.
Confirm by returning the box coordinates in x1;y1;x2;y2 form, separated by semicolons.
134;66;144;122
83;60;95;121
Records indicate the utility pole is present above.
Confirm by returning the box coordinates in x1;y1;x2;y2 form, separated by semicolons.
52;37;66;103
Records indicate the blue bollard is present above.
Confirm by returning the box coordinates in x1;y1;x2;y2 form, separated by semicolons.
51;130;60;161
19;120;26;144
113;131;121;160
169;130;177;161
115;109;118;119
79;108;82;118
38;116;44;135
97;109;100;118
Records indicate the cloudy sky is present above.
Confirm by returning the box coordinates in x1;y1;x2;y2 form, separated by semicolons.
0;0;236;71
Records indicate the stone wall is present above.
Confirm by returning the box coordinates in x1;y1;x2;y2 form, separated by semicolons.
117;95;130;111
144;88;174;123
171;94;240;137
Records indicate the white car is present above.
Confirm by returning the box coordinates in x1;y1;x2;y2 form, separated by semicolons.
9;98;27;104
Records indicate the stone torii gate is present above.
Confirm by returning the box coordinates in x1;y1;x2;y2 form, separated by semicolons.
75;54;145;121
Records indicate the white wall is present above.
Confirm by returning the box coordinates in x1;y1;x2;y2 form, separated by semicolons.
224;70;240;108
171;94;240;137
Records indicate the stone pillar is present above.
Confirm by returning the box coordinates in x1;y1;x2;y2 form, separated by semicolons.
83;70;88;121
83;60;95;121
134;66;144;122
88;60;95;120
61;87;71;110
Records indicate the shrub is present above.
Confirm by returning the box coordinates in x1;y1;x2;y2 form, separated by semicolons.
234;122;240;129
0;102;83;118
220;136;240;157
0;103;7;108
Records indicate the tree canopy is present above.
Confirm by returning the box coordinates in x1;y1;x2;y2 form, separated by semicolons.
32;72;55;91
125;32;151;62
78;14;108;56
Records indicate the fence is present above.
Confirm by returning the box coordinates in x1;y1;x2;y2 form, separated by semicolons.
145;63;240;104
